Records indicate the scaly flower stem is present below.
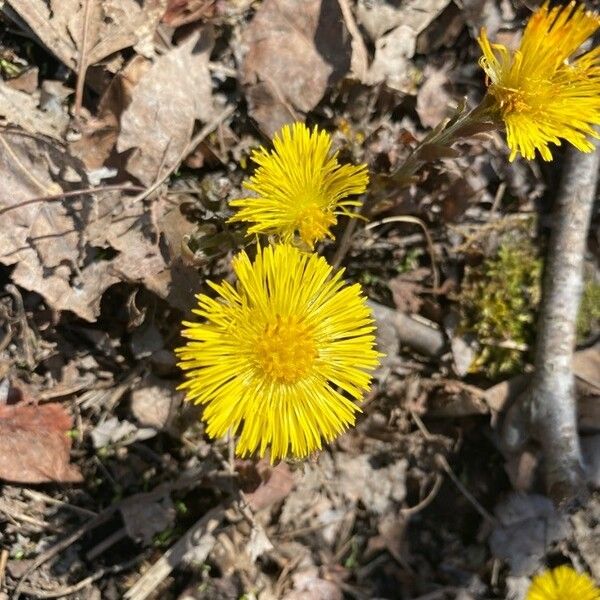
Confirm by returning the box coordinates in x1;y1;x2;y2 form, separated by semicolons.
504;141;599;504
374;97;499;193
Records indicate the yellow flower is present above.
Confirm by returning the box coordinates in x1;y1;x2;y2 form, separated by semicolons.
229;122;369;249
176;244;380;461
526;565;600;600
478;1;600;161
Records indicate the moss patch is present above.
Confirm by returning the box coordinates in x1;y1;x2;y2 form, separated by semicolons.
458;236;542;378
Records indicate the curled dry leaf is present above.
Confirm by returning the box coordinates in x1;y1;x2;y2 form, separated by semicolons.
6;0;168;70
0;402;83;484
241;460;295;512
117;29;215;185
241;0;350;136
70;55;151;171
0;130;201;320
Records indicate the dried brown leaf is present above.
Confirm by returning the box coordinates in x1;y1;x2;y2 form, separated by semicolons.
70;55;151;170
0;131;200;320
7;0;168;70
116;30;214;185
162;0;216;26
120;494;176;545
361;0;451;92
358;0;451;41
242;460;295;511
0;81;67;139
241;0;350;136
130;376;181;431
0;402;83;483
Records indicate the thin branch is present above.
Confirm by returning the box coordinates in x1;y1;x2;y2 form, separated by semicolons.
74;0;93;118
365;215;440;291
127;104;235;207
503;142;599;504
0;184;145;216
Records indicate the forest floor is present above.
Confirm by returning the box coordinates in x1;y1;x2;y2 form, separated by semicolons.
0;1;598;599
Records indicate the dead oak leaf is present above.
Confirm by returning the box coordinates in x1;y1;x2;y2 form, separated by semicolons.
116;29;215;185
0;403;83;484
6;0;168;70
241;0;350;136
0;130;200;320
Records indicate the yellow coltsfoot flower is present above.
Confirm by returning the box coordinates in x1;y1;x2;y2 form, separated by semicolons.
478;1;600;161
176;244;380;461
526;565;600;600
229;122;369;249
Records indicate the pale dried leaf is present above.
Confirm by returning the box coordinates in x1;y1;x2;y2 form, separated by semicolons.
241;0;350;136
243;461;295;511
246;522;274;562
7;0;168;70
366;25;418;93
0;81;66;139
334;454;407;514
117;30;214;185
489;493;570;576
357;0;450;41
284;569;342;600
130;376;181;431
0;403;83;483
362;0;451;92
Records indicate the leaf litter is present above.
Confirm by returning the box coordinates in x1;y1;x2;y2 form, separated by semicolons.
0;0;598;598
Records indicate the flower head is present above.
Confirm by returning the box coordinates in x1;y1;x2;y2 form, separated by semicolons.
478;1;600;161
176;244;380;461
526;565;600;600
229;122;369;249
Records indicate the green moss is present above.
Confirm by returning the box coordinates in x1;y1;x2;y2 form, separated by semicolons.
577;279;600;341
458;236;542;378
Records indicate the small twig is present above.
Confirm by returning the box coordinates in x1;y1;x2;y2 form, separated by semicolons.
410;411;496;525
12;509;116;599
127;104;235;207
0;184;145;216
331;212;361;269
401;474;443;516
435;454;496;525
337;0;369;80
74;0;93;118
17;556;143;599
21;489;97;518
365;215;440;291
123;500;231;600
0;548;8;588
369;301;446;358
